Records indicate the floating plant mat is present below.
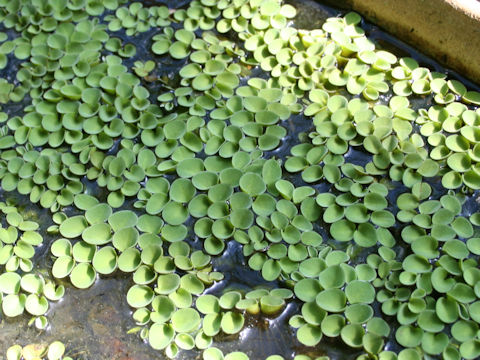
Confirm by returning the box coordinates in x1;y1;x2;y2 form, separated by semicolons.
1;0;480;360
5;341;74;360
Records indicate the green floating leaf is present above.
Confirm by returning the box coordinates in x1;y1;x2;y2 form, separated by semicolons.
47;341;65;360
345;280;375;304
59;216;88;238
340;323;364;348
2;293;26;317
127;284;154;308
52;256;75;279
171;308;201;333
239;172;266;196
297;323;322;346
221;311;245;334
149;323;175;350
0;272;21;294
70;263;96;289
316;288;346;312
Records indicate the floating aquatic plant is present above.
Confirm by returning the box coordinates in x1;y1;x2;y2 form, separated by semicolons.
0;0;480;359
6;341;73;360
0;202;63;328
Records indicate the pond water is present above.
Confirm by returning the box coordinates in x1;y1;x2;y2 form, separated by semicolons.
0;1;479;360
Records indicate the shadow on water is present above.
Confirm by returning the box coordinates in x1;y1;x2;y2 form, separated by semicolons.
1;0;479;359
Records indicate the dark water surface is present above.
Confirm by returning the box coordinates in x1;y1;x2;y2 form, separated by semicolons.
0;0;479;359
